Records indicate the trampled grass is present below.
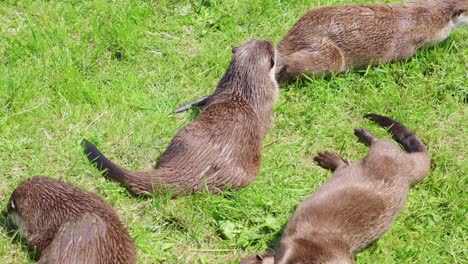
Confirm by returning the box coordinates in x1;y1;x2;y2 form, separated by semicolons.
0;0;466;263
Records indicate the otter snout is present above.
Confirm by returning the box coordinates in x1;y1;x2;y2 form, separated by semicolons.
453;11;468;27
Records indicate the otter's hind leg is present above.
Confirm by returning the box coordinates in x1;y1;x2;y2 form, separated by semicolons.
354;128;378;146
314;151;349;171
280;39;345;81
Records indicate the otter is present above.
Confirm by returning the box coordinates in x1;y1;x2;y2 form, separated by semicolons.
276;0;468;83
6;176;137;264
173;0;468;113
84;39;278;196
240;114;431;264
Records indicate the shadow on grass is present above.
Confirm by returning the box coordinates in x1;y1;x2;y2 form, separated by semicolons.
187;106;204;122
265;221;287;252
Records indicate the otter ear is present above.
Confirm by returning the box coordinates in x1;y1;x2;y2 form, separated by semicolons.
270;57;275;69
255;254;264;260
9;200;16;210
232;46;238;54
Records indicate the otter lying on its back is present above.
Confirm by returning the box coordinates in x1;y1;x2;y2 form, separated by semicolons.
7;176;136;264
241;114;431;263
84;39;278;196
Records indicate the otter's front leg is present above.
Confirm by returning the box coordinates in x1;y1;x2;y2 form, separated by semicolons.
314;151;349;171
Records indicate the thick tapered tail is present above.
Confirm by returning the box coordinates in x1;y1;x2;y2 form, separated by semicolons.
364;114;426;153
172;95;211;113
82;139;132;184
82;140;185;196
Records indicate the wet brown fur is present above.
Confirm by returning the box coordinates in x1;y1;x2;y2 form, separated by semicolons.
84;39;278;196
6;176;136;264
242;114;431;264
277;0;468;83
173;0;467;112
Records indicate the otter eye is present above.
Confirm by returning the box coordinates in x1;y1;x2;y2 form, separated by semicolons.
232;46;238;53
453;9;464;17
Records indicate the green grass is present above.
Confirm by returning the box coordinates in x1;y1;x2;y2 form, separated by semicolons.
0;0;466;263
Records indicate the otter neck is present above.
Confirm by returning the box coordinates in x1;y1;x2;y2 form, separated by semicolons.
216;66;278;135
277;231;353;264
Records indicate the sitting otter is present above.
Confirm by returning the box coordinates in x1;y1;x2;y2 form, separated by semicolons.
174;0;467;112
6;176;137;264
240;114;431;263
84;39;278;196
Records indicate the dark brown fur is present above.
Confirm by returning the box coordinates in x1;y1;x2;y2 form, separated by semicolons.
173;0;467;112
242;114;431;264
6;176;136;264
84;39;278;196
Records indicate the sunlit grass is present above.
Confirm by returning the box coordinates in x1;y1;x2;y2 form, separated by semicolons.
0;0;466;263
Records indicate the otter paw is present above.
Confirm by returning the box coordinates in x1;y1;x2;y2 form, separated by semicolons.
353;128;377;146
313;151;348;171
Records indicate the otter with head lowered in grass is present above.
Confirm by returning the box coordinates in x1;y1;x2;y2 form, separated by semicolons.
84;39;279;196
241;114;431;264
6;176;137;264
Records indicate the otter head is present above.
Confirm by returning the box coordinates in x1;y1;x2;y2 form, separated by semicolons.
451;0;468;27
275;237;355;264
6;176;79;251
7;177;37;231
230;39;277;80
217;39;278;104
418;0;468;27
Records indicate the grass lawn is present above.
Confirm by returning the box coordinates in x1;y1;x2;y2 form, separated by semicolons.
0;0;466;263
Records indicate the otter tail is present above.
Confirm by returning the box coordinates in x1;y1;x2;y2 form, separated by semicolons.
364;114;427;153
172;95;211;113
82;139;159;195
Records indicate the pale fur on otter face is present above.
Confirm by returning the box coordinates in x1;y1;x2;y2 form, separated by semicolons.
8;210;22;234
421;0;468;47
450;0;468;27
7;176;136;264
84;39;279;197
